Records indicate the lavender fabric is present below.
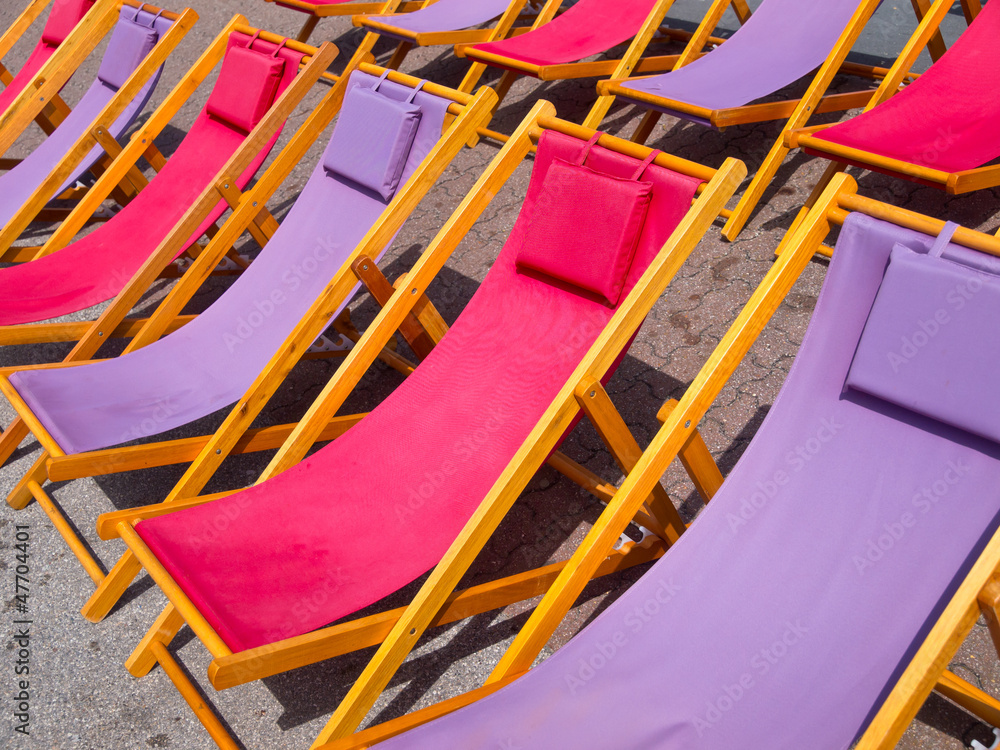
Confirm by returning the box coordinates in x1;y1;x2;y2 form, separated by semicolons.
364;0;513;36
0;8;170;228
323;79;422;200
9;72;450;455
620;0;867;121
380;213;1000;749
95;15;159;89
847;241;1000;445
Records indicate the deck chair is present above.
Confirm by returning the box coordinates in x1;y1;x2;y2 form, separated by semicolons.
353;0;537;87
595;0;926;241
319;178;1000;750
786;0;1000;254
89;111;743;748
0;3;197;238
0;21;336;338
455;0;750;141
263;0;427;43
0;66;497;621
0;0;98;141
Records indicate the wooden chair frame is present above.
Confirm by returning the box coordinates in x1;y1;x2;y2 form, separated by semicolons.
0;0;127;156
0;0;67;141
319;172;1000;750
0;20;340;575
783;0;994;256
595;0;940;241
352;0;540;93
0;1;198;261
451;0;750;143
0;64;498;626
90;108;744;749
0;17;337;346
262;0;429;43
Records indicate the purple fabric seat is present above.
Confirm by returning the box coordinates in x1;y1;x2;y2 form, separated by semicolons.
363;0;514;39
0;6;171;229
8;71;450;456
379;213;1000;749
619;0;870;125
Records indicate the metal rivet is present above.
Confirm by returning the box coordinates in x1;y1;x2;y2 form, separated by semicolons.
216;449;222;455
589;390;596;398
97;331;104;337
409;628;416;636
252;201;258;207
362;264;369;271
224;183;230;189
410;288;417;295
684;420;691;428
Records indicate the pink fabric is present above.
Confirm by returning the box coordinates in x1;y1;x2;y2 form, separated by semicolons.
0;0;95;114
810;0;1000;177
516;157;652;306
468;0;660;70
0;33;303;326
40;0;96;46
276;0;355;10
135;130;702;653
206;45;285;133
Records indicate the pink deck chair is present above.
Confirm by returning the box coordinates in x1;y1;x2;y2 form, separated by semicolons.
92;119;742;748
0;31;305;329
0;0;97;117
786;0;1000;245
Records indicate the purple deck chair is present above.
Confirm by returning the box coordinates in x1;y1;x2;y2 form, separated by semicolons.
378;214;1000;748
7;70;451;456
0;5;172;229
603;0;884;239
617;0;869;122
361;0;515;41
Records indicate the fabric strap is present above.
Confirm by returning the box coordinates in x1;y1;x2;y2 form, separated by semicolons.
928;221;960;258
574;133;660;181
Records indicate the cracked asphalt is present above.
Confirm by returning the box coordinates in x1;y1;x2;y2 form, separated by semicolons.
0;1;998;748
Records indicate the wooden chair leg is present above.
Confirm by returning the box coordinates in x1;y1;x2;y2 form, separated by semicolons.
775;160;846;258
721;137;787;240
910;0;949;62
6;453;46;510
575;378;686;544
80;551;144;622
126;604;186;677
631;109;661;145
0;416;30;467
657;399;724;502
155;642;240;750
386;41;412;70
978;577;1000;661
960;0;982;23
935;669;1000;728
297;15;320;43
27;480;105;584
127;607;240;749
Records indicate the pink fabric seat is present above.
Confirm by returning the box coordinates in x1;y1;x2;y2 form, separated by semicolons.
134;129;702;653
0;0;96;115
0;32;303;326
